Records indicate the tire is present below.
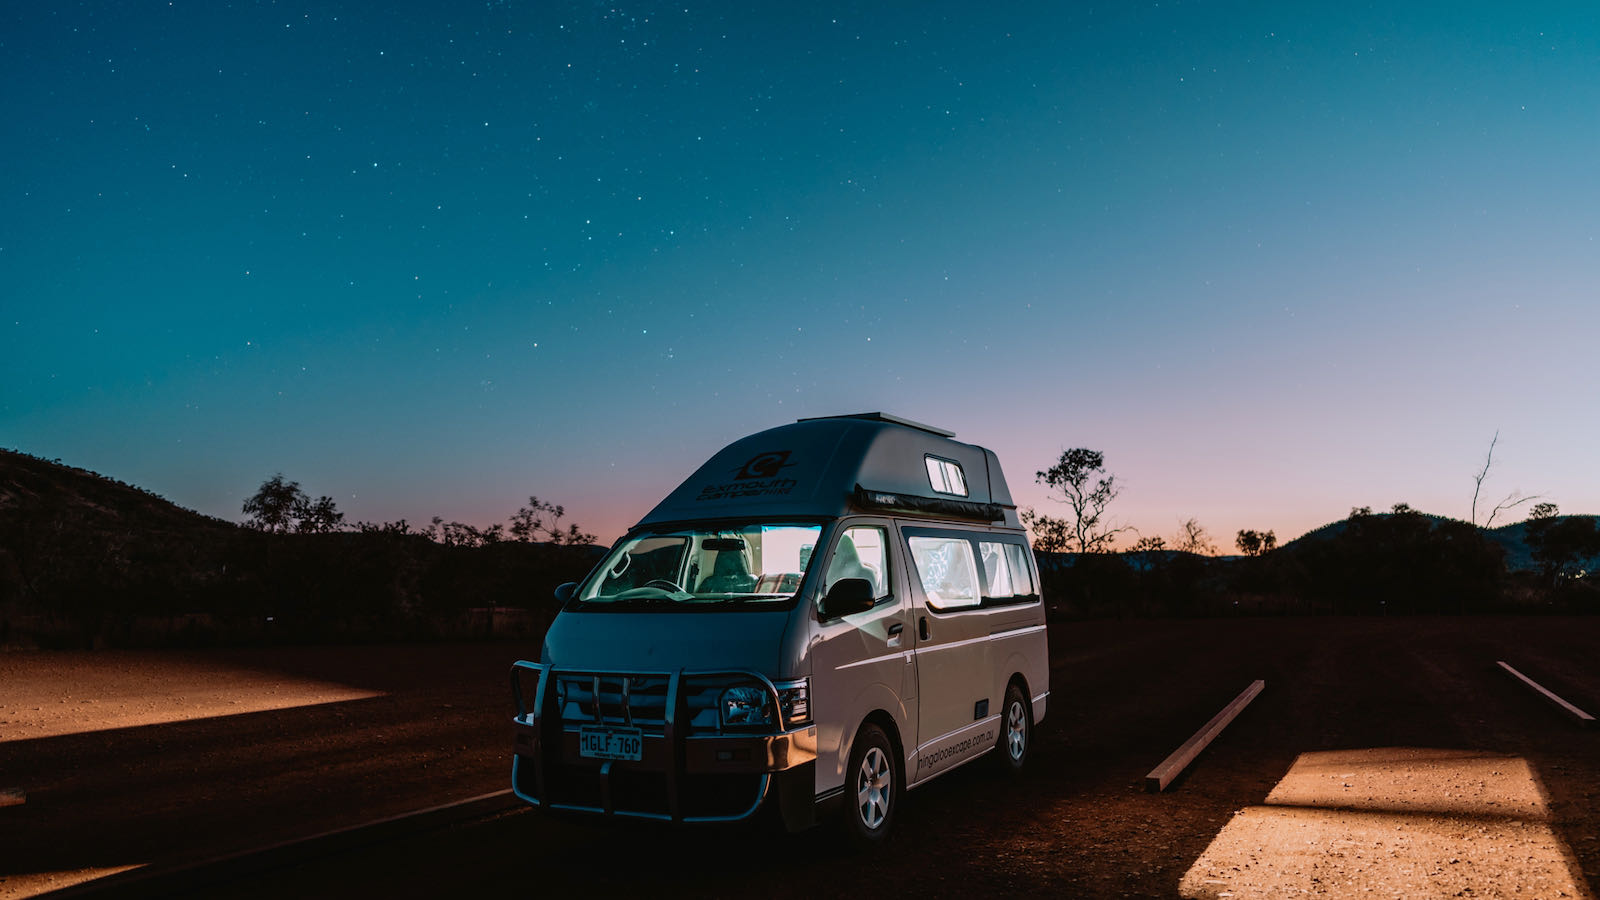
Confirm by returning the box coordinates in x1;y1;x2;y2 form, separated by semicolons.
994;682;1031;775
842;722;899;847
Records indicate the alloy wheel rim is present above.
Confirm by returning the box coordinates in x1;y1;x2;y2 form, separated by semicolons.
856;746;891;829
1007;699;1027;760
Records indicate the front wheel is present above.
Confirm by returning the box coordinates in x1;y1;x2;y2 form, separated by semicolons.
842;723;899;847
994;683;1031;774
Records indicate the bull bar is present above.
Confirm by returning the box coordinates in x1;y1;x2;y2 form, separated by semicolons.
510;660;818;823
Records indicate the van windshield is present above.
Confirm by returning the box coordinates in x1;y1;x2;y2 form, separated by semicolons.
577;523;822;609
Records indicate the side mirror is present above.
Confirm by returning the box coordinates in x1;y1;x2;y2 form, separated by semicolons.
554;582;577;606
819;578;875;619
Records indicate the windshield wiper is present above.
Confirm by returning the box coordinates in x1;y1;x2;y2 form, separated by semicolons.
595;588;682;607
709;593;789;604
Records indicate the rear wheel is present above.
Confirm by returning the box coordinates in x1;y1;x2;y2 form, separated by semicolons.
842;723;899;847
995;683;1030;774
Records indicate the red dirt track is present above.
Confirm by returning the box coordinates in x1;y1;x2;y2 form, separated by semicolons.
4;617;1598;898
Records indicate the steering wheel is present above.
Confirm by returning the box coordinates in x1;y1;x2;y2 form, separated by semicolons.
643;579;684;593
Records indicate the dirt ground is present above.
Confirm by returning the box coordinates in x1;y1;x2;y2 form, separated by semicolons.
3;617;1598;899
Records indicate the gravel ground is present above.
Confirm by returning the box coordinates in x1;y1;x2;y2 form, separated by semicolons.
2;617;1597;899
0;641;542;898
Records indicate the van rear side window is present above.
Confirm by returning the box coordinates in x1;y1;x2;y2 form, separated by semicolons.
907;528;1040;612
907;536;980;609
1006;543;1037;596
981;541;1038;600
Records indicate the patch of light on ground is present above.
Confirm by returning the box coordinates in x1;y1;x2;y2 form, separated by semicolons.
0;651;383;742
1180;747;1592;899
0;864;145;899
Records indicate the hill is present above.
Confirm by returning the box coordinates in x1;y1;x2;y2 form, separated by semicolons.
0;450;247;629
1277;511;1598;574
0;449;237;539
0;449;600;648
1033;506;1598;619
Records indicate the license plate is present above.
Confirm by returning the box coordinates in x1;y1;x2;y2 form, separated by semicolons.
579;725;643;761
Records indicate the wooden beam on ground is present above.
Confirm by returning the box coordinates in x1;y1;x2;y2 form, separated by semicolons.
1145;680;1265;793
0;788;24;808
1497;661;1595;727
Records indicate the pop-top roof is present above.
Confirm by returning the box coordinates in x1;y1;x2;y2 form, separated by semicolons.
636;413;1019;529
795;411;955;437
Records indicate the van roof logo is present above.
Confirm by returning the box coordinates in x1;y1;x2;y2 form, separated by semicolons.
733;450;794;481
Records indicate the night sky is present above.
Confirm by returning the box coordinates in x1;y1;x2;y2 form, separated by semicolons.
5;1;1597;546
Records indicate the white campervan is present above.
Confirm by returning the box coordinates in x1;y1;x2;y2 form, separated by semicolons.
510;413;1048;844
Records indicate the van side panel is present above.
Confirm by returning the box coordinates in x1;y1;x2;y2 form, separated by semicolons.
813;678;913;798
992;626;1049;720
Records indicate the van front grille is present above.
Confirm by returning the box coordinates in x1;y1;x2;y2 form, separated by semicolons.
548;671;767;735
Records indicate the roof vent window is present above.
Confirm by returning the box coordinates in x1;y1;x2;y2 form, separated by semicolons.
925;456;969;497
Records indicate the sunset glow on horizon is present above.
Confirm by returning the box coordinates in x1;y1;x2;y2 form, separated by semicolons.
4;2;1596;549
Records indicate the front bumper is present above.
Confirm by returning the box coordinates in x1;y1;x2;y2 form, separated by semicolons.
510;661;817;823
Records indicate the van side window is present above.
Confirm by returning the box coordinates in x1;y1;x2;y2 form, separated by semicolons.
907;536;981;610
826;526;889;598
980;540;1039;600
979;541;1014;597
1006;543;1037;596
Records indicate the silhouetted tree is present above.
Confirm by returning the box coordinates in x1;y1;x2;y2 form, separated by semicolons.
1235;529;1277;557
1132;535;1166;554
1130;535;1167;570
1173;517;1217;555
243;475;305;533
1019;508;1071;555
509;496;596;545
357;518;414;535
243;476;345;534
427;517;505;548
295;495;345;533
1524;504;1600;585
1527;501;1559;522
1030;448;1129;554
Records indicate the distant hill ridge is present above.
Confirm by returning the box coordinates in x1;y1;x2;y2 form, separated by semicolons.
0;448;236;536
1279;511;1598;573
0;448;602;649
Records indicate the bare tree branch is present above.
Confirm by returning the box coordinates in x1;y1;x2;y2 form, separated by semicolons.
1470;431;1498;527
1471;431;1544;528
1484;492;1541;529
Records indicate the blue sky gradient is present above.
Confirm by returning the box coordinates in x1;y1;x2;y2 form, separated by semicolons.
4;2;1596;545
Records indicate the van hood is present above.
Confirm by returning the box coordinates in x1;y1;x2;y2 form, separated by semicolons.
541;608;791;676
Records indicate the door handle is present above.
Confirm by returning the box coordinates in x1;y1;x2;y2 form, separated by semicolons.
887;622;904;636
918;617;929;640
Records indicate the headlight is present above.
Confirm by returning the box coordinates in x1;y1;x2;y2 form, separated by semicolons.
776;678;811;727
719;685;773;729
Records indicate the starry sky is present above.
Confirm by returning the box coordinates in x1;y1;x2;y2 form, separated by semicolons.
4;1;1597;548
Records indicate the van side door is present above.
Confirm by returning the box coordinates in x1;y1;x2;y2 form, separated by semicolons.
902;526;997;782
807;520;917;803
